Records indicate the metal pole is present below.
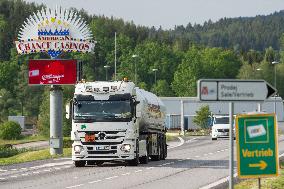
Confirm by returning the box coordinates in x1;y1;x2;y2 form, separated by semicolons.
180;100;184;136
105;68;108;81
258;178;261;189
274;64;276;114
135;59;137;84
257;103;262;112
229;102;234;189
50;85;63;155
155;71;157;86
114;32;117;81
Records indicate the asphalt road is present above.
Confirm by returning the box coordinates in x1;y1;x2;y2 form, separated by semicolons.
1;135;284;189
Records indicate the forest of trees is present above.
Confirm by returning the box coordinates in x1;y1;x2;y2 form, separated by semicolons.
0;0;284;136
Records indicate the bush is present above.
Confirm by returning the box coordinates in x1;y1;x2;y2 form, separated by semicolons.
0;121;22;140
193;105;211;129
63;137;72;148
0;145;28;158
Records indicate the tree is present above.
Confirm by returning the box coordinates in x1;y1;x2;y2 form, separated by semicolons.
193;105;210;129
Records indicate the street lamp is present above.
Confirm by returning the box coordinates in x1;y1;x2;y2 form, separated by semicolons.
132;54;138;83
104;65;110;81
152;68;158;94
272;61;279;114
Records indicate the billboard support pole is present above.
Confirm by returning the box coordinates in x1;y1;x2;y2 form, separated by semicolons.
50;85;63;155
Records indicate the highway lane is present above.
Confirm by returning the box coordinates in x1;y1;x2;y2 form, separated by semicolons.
1;135;284;189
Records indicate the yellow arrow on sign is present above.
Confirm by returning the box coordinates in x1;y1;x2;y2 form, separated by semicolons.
249;160;267;170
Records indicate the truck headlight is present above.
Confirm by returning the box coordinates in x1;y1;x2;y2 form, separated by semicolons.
120;144;131;152
74;145;83;153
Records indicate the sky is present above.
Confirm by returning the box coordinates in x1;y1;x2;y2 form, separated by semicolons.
24;0;284;29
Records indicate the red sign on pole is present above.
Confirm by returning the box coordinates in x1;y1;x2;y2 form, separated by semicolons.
29;59;77;85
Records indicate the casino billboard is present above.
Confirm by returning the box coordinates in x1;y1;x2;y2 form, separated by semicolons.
29;59;77;85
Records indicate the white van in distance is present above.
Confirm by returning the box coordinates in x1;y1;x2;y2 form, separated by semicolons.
211;115;234;140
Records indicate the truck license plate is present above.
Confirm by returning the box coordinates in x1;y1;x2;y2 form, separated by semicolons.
96;146;110;150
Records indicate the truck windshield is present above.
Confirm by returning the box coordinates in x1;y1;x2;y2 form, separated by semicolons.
73;100;132;121
214;117;229;124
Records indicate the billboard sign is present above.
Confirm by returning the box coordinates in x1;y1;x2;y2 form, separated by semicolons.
15;7;95;58
236;113;279;178
29;59;77;85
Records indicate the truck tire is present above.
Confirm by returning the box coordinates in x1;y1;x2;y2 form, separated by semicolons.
74;161;86;167
140;142;149;164
161;135;166;160
151;138;161;161
128;140;139;166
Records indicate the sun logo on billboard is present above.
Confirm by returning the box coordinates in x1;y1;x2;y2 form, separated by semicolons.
15;7;95;58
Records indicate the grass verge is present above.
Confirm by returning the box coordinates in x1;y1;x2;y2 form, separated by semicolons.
234;162;284;189
0;148;71;166
0;135;48;146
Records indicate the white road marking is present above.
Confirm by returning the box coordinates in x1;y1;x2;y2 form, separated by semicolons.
64;165;72;168
11;169;17;171
203;154;208;156
55;167;61;170
208;152;214;155
0;169;7;172
195;155;200;158
186;157;191;160
105;176;118;180
146;167;154;170
88;179;102;184
10;175;17;178
54;157;72;161
33;172;39;174
0;177;6;180
74;177;78;179
134;170;142;173
186;137;197;143
199;173;237;189
21;168;27;170
121;172;131;176
22;173;29;176
44;169;51;172
167;137;185;149
178;159;184;162
216;150;221;153
66;184;84;189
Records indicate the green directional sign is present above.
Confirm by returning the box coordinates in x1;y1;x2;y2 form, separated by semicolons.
236;113;279;178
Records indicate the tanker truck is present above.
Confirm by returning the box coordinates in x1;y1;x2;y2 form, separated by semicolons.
66;79;167;167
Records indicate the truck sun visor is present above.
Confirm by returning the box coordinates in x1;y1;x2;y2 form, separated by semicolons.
109;93;131;100
75;94;95;101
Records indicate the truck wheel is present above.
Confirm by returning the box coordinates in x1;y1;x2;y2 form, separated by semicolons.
212;138;217;140
140;148;149;164
161;136;166;160
128;141;139;166
151;143;161;161
74;161;86;167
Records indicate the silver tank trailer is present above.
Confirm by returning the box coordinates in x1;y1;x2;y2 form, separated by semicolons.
135;88;166;132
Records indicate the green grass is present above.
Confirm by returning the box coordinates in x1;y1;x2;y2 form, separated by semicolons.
0;135;48;146
0;148;71;165
234;162;284;189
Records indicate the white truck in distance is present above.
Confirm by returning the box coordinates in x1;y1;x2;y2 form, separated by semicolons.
211;115;231;140
67;80;167;167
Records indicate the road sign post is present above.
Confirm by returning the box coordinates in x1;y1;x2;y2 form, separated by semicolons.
198;79;277;189
236;113;279;178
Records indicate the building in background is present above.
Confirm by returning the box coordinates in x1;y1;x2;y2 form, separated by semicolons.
160;97;283;130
